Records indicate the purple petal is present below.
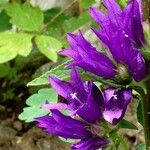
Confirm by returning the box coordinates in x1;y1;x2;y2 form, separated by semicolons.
123;0;145;47
76;81;103;123
60;32;116;79
103;88;132;125
35;110;91;139
71;137;109;150
43;103;69;110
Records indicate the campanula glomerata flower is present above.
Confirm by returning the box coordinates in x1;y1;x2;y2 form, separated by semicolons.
44;69;132;125
35;110;109;150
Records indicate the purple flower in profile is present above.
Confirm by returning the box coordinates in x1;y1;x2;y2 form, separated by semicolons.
35;110;91;139
103;88;132;124
60;32;116;79
44;68;103;124
35;110;109;150
89;0;145;47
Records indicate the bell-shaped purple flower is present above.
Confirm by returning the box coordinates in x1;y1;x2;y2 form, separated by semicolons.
60;32;116;79
35;110;91;139
89;0;147;82
72;137;109;150
45;68;103;124
89;0;145;47
103;88;132;125
35;110;110;150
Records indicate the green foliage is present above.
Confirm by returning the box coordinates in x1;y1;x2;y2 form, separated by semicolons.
0;64;16;78
136;144;146;150
35;35;62;62
63;11;92;34
19;88;58;122
59;137;78;144
5;2;44;32
27;60;71;86
137;100;144;126
117;0;128;8
0;10;11;31
0;32;33;63
119;119;138;130
81;0;95;9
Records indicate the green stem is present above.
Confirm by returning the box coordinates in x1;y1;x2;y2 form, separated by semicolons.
142;80;150;149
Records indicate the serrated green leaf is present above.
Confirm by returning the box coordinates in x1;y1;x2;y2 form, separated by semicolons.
136;144;146;150
5;2;43;32
35;35;62;62
0;32;33;63
19;88;58;122
119;119;138;130
81;0;95;9
27;60;71;86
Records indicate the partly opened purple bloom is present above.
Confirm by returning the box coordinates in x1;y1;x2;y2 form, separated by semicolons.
60;32;116;79
89;0;145;47
72;137;109;150
103;88;132;125
35;110;91;139
89;0;147;82
35;110;109;150
45;68;103;123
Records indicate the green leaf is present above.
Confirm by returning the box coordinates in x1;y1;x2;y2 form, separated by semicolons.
137;100;144;126
136;144;146;150
5;2;43;32
119;119;138;130
0;10;11;31
0;64;16;78
0;0;8;12
81;0;95;9
63;11;92;34
26;88;58;106
0;32;33;63
35;35;62;62
27;60;71;86
59;137;78;144
117;0;128;8
19;106;49;122
19;88;58;122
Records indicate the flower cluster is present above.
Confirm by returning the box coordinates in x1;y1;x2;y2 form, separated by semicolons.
35;0;147;149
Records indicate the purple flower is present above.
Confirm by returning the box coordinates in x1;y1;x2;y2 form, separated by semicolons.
35;110;91;139
45;68;103;124
88;0;147;82
60;32;116;79
35;110;109;150
44;68;132;125
103;88;132;125
72;137;109;150
89;0;145;47
60;31;146;82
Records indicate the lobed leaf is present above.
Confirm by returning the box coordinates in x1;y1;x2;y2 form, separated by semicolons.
0;32;33;63
35;35;62;62
5;2;43;32
19;88;58;122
